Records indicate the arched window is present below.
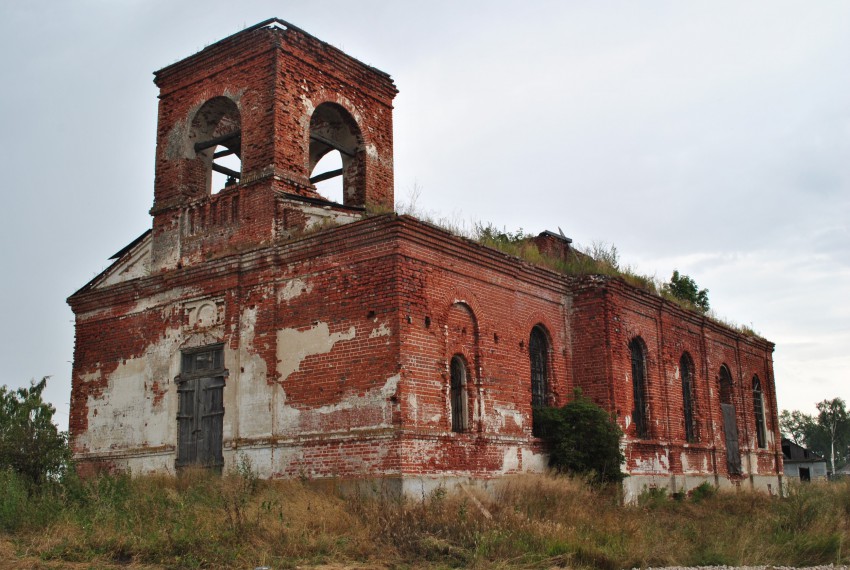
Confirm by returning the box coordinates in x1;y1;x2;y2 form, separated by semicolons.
719;365;734;405
719;365;742;474
680;353;697;443
308;103;365;206
629;338;649;439
189;97;242;196
450;355;468;433
529;326;550;408
753;376;767;449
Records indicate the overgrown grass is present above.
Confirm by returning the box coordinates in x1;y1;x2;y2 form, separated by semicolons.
3;468;850;569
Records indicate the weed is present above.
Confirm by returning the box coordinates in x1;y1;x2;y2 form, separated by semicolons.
5;472;850;568
690;481;717;503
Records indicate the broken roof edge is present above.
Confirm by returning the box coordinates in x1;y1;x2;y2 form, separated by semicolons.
67;229;153;302
153;18;394;84
538;230;573;244
109;228;152;260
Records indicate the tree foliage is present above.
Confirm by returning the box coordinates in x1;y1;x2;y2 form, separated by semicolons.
817;398;849;474
533;392;625;483
780;398;850;473
779;409;813;446
0;378;71;487
665;270;710;312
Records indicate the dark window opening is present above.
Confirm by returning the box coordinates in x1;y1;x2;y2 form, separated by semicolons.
530;326;550;409
799;467;811;482
450;355;469;433
753;376;767;449
630;338;649;439
177;345;226;469
680;353;697;443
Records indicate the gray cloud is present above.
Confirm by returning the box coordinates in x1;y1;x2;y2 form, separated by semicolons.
1;0;848;425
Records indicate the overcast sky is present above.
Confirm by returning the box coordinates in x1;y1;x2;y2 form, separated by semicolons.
1;1;848;430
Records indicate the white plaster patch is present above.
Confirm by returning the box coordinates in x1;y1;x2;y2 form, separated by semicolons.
301;95;315;119
491;405;523;431
406;393;419;425
80;327;183;454
501;446;520;473
130;287;202;317
522;448;548;472
311;374;400;418
236;306;273;438
369;323;391;338
98;237;152;287
632;451;671;474
276;323;356;381
278;278;313;302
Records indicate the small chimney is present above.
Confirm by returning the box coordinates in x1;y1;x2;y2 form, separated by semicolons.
532;230;573;262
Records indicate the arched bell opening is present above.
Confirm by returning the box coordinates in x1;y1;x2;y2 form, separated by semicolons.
308;103;365;206
188;97;242;197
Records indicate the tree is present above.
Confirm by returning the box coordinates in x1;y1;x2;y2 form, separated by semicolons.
779;409;815;446
780;400;850;474
0;377;71;487
533;391;625;483
816;398;849;475
665;270;710;313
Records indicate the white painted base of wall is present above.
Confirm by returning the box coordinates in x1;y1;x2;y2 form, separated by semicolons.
622;473;783;504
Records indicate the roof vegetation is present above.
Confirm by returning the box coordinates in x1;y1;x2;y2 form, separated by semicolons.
392;192;759;337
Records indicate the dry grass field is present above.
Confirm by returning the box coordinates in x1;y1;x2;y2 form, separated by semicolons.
2;466;849;569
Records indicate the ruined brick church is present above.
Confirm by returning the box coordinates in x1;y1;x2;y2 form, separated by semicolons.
68;19;782;500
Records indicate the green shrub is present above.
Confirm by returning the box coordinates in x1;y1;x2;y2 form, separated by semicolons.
690;481;717;503
637;486;668;508
0;377;71;488
0;468;28;531
533;392;625;483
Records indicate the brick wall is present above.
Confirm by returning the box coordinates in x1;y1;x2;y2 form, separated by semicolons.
68;20;781;490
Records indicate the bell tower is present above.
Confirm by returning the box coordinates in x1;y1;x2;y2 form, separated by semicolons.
149;19;397;271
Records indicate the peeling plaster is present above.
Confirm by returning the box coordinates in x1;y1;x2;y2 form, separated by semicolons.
633;451;671;473
276;323;356;381
236;306;273;438
369;323;391;338
312;374;399;418
278;278;313;302
501;446;520;473
80;327;182;453
99;239;152;287
490;405;523;431
131;288;202;317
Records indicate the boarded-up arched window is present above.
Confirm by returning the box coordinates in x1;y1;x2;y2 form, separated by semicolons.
530;326;550;408
630;338;649;439
680;353;697;443
450;355;468;433
753;376;767;449
719;365;742;474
